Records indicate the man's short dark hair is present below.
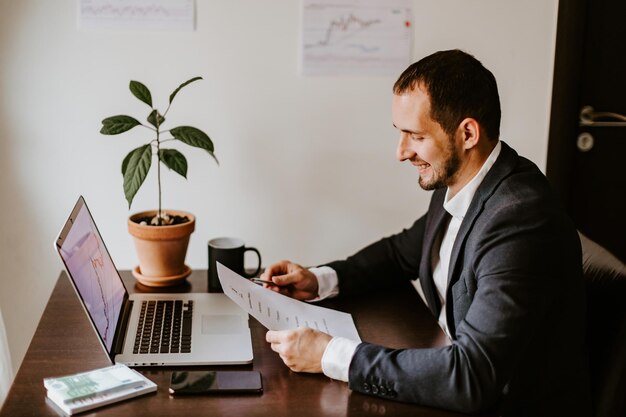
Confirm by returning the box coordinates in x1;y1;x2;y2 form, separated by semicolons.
393;49;501;141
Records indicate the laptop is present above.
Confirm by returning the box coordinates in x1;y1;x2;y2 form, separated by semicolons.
54;196;253;366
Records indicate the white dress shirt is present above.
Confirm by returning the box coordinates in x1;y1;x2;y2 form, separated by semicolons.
311;141;502;382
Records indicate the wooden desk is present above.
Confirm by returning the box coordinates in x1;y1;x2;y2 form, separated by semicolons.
1;270;472;417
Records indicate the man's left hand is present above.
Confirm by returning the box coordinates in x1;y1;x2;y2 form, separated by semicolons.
266;328;332;373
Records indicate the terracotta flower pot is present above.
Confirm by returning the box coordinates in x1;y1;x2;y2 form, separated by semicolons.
128;209;195;287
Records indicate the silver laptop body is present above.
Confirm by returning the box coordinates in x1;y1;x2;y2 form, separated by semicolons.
54;196;253;366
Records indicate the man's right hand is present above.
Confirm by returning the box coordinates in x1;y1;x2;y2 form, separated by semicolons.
259;260;319;301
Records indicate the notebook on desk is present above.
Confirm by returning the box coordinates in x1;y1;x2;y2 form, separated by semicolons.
54;196;253;366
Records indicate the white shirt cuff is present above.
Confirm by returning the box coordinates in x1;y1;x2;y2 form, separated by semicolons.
321;337;359;382
308;266;339;301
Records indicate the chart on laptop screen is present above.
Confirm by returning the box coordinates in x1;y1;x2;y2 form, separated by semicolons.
59;205;125;350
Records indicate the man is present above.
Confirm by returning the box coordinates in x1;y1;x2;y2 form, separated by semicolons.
262;50;591;416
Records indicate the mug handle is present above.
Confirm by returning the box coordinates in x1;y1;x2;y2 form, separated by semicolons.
242;247;262;278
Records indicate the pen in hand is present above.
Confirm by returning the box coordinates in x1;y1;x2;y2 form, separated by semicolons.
250;278;281;287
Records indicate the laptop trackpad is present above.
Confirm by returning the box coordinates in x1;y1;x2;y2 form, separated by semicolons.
202;314;244;334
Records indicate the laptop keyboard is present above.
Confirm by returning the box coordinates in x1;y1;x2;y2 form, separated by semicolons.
133;300;193;355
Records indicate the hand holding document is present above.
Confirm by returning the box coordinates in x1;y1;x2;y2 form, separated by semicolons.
217;263;361;342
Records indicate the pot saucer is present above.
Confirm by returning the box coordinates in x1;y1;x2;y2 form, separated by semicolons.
132;265;192;287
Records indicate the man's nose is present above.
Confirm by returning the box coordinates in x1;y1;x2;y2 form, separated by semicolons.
396;134;414;161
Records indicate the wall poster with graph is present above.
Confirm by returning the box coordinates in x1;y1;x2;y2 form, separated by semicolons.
301;0;413;76
78;0;195;31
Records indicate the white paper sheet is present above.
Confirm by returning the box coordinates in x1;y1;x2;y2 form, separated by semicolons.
217;263;361;341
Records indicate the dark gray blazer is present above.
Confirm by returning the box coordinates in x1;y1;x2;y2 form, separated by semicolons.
326;142;591;416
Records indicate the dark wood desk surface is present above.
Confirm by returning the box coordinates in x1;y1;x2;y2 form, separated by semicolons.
1;269;474;417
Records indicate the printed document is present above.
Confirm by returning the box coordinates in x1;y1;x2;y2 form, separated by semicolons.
217;263;361;341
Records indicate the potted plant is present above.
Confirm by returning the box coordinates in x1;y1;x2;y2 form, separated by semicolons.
100;76;217;286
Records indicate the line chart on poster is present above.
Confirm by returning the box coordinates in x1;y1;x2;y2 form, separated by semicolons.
301;0;413;76
79;0;195;31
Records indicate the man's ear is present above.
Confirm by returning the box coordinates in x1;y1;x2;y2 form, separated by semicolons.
457;118;480;149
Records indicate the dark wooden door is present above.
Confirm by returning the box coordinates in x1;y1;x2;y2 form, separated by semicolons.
547;0;626;262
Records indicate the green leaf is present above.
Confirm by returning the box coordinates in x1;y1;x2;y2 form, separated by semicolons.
169;76;202;105
170;126;218;164
100;115;141;135
159;149;188;178
121;150;133;176
123;144;152;208
129;81;152;107
147;110;165;128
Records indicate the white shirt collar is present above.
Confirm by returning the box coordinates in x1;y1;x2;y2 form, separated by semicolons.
443;140;502;221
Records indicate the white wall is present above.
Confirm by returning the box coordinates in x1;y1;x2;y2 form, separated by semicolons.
0;0;558;376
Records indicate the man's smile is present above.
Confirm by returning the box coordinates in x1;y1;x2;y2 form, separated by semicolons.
411;160;431;174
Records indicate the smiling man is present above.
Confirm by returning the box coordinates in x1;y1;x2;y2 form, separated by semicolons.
262;50;591;416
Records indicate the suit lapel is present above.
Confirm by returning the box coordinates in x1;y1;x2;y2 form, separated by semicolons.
420;189;448;317
421;142;519;323
446;142;519;293
442;142;519;336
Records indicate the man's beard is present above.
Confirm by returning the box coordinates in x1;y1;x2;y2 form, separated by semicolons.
418;138;460;191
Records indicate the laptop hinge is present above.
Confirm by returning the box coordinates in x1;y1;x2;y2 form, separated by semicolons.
112;299;134;356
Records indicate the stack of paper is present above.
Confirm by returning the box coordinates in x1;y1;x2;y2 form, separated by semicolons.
44;364;156;415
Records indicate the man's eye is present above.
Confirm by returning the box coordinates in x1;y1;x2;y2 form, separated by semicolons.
411;135;424;141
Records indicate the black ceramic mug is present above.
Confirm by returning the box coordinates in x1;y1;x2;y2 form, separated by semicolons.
208;237;262;292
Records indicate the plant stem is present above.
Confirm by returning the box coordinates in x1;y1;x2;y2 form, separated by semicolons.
163;102;172;118
156;120;162;225
141;124;157;132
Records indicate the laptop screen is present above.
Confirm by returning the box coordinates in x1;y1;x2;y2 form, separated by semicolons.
56;198;126;352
